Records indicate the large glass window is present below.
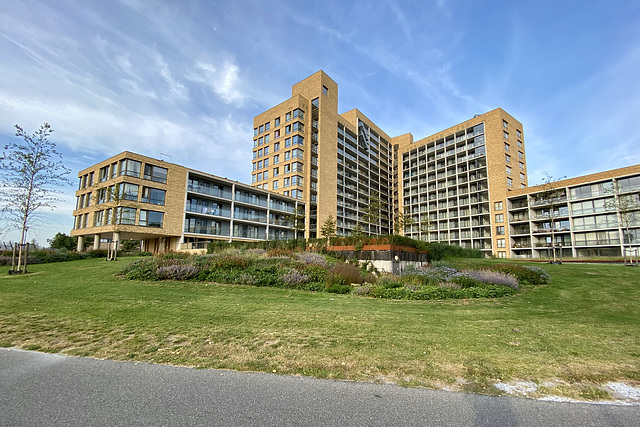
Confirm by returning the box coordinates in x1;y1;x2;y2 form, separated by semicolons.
142;187;166;205
143;164;168;184
120;159;141;178
121;183;139;201
139;210;164;227
117;207;137;225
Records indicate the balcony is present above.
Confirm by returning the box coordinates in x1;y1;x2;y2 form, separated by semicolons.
186;206;231;218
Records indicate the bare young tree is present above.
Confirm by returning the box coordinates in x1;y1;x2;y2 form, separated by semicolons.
362;191;382;236
0;123;71;272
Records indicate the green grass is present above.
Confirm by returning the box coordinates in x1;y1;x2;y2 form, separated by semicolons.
1;257;639;400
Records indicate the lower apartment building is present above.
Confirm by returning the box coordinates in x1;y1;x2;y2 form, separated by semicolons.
70;152;304;252
505;165;640;259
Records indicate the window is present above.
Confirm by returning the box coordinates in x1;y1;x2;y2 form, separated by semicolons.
254;128;258;136
273;180;279;189
274;142;280;151
139;210;164;227
264;159;269;167
292;148;303;159
284;151;291;161
503;120;508;129
258;149;263;157
117;207;137;225
264;147;269;155
322;85;328;95
507;177;513;187
285;112;291;122
251;175;256;183
141;187;166;205
521;183;527;189
496;226;505;235
99;166;109;182
504;143;510;151
293;122;303;132
143;164;168;183
252;162;257;171
285;138;291;147
252;151;257;160
122;183;139;201
292;162;303;172
275;117;280;126
519;161;525;170
265;134;270;143
498;251;506;258
518;151;523;159
110;163;118;179
257;173;262;181
497;239;506;248
253;140;258;148
285;125;291;135
120;159;141;178
273;167;279;177
505;154;511;163
93;210;104;227
520;172;526;181
293;108;304;119
257;160;262;169
259;137;263;145
291;175;303;186
284;164;291;173
517;129;522;138
494;201;503;210
265;122;270;131
292;135;304;146
263;170;268;179
283;191;289;196
284;177;290;187
506;166;512;175
274;155;280;164
291;189;302;199
274;129;280;139
495;214;504;223
259;125;264;134
517;140;523;149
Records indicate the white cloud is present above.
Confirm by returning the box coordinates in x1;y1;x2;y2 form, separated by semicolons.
186;60;246;106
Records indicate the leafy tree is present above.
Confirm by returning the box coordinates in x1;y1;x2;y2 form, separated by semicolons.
285;205;306;238
537;172;566;263
0;123;71;272
362;191;382;235
393;209;416;235
320;214;337;241
48;232;77;251
605;183;640;264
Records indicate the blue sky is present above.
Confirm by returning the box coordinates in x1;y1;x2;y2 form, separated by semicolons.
1;0;639;245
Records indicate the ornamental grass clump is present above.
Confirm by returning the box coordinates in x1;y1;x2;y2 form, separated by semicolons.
331;262;364;285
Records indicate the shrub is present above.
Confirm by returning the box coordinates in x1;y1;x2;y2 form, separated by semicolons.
296;252;328;267
120;258;159;281
466;269;519;290
267;248;292;257
211;255;249;270
156;264;199;281
488;264;550;286
331;262;364;285
353;285;372;296
282;270;310;287
303;264;328;283
326;283;352;294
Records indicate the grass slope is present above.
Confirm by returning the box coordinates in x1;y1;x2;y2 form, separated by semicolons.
1;257;638;400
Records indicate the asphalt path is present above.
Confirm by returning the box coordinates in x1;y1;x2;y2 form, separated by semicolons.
1;348;638;426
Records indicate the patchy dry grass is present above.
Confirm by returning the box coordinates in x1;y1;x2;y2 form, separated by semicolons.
1;257;639;401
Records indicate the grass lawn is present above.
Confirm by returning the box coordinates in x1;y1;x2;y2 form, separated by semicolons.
1;257;639;400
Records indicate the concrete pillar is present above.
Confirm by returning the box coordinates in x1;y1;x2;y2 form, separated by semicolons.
93;234;101;251
113;232;120;250
76;236;84;252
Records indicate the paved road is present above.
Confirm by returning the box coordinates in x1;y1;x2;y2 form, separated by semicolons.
1;348;638;426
